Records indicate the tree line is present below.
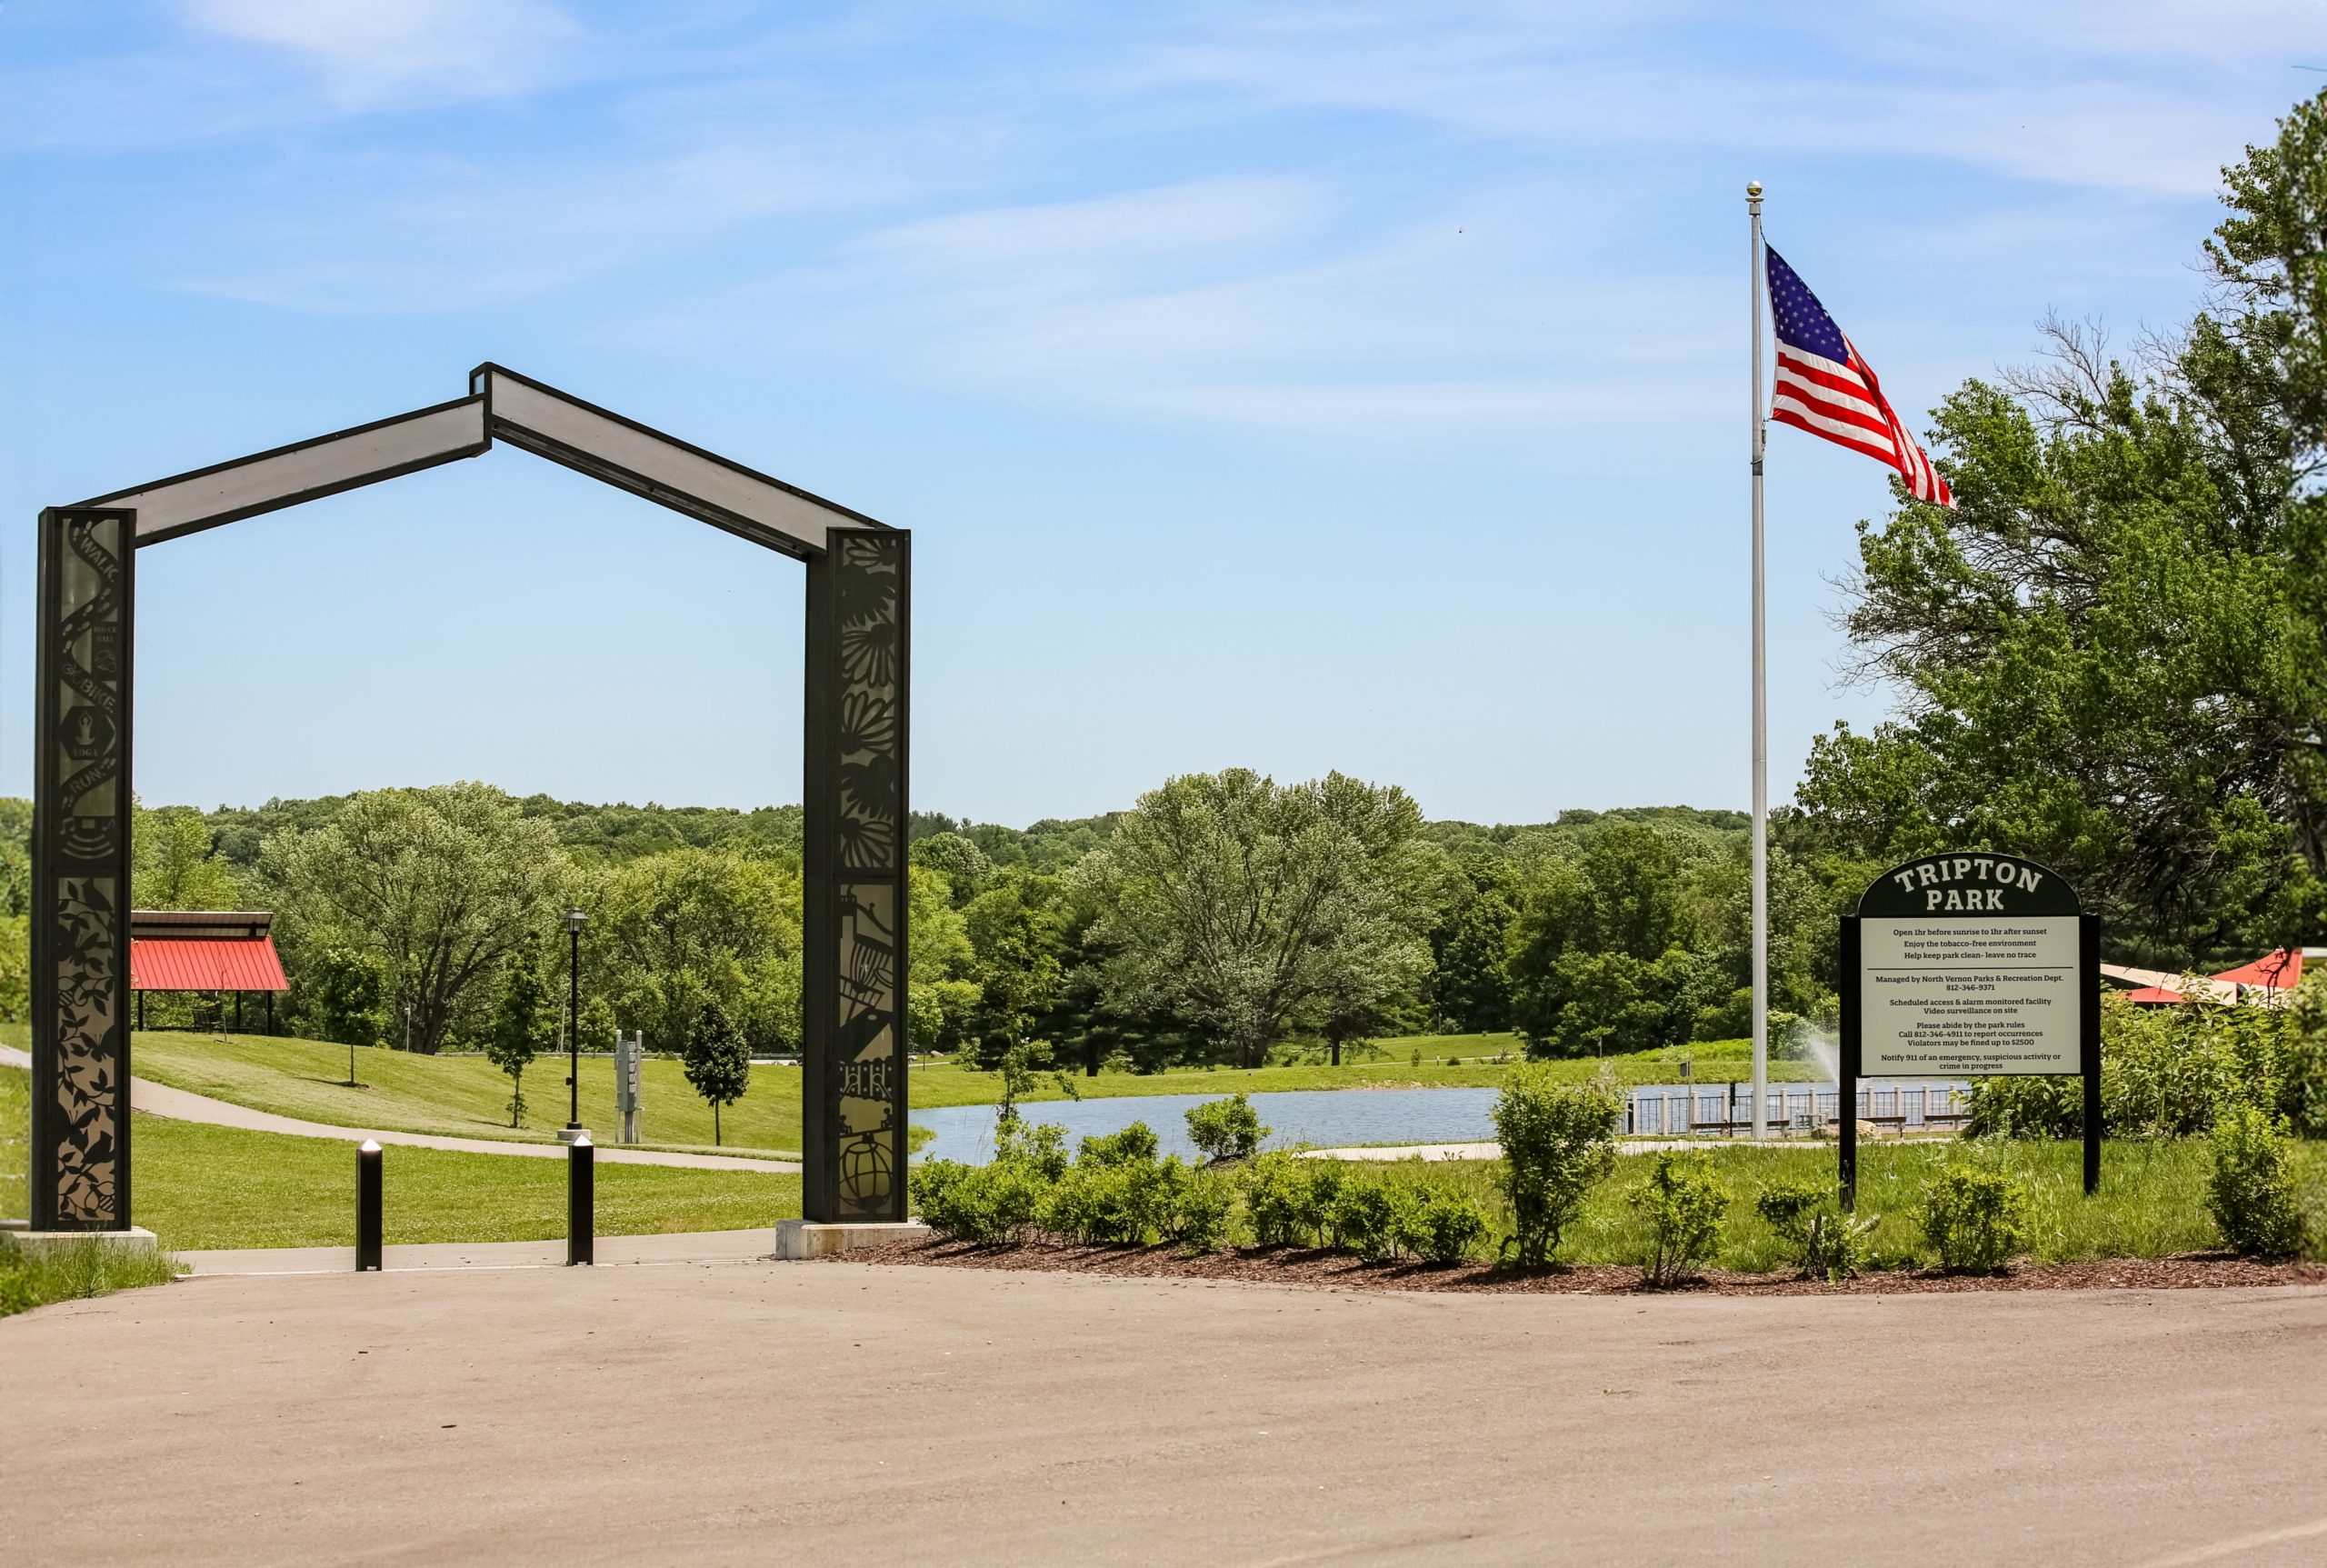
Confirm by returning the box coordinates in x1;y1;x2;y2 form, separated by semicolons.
0;782;1825;1069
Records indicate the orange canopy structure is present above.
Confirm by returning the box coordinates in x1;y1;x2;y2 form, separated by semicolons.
2211;949;2302;994
127;911;288;1034
128;911;288;993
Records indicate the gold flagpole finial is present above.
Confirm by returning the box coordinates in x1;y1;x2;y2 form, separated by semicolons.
1746;179;1763;197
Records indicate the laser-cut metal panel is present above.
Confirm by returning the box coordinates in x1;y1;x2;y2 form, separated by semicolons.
87;397;488;545
31;509;136;1230
803;529;910;1223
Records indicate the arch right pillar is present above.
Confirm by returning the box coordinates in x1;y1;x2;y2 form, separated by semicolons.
802;526;910;1222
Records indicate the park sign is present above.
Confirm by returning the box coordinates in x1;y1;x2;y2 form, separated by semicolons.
1838;853;2100;1205
1856;853;2084;1077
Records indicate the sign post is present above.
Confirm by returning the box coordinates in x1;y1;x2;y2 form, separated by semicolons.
1841;853;2099;1210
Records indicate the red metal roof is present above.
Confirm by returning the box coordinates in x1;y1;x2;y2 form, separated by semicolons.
130;936;289;993
2116;984;2186;1004
2211;949;2302;992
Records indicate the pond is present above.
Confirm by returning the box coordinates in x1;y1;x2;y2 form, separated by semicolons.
912;1086;1503;1165
910;1080;1975;1164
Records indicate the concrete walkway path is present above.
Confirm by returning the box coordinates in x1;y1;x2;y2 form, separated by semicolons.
0;1044;799;1174
174;1227;780;1276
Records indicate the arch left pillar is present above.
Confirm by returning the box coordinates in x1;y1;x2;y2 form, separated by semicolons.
29;507;136;1231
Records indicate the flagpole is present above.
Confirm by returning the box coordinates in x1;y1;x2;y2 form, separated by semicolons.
1747;179;1768;1143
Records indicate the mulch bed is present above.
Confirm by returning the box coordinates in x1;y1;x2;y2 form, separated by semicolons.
829;1234;2327;1295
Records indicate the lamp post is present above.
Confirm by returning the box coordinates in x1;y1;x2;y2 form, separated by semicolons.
565;907;586;1130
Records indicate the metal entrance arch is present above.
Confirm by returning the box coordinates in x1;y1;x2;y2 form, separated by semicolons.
28;364;906;1231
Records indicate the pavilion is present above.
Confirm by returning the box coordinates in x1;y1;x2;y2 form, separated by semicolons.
129;910;290;1034
2100;946;2314;1007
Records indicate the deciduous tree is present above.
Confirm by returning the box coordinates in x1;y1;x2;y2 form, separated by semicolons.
263;784;569;1054
1798;94;2327;965
1081;770;1433;1066
682;999;752;1145
485;957;557;1127
133;803;244;911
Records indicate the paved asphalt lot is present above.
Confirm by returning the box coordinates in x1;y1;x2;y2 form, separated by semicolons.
5;1262;2322;1566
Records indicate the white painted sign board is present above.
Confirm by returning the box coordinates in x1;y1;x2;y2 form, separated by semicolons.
1859;915;2082;1077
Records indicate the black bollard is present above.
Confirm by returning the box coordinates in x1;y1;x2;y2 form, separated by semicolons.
567;1134;594;1265
356;1139;383;1272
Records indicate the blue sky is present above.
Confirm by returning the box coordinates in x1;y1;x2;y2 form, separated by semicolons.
2;2;2317;826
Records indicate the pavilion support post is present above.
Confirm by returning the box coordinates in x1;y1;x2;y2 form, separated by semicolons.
802;529;910;1223
30;508;136;1232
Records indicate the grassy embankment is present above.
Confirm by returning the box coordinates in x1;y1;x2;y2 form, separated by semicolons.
0;1237;183;1318
0;1024;1819;1163
0;1064;801;1262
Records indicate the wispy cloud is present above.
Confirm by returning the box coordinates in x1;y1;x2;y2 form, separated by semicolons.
620;176;1732;452
1114;0;2322;197
170;143;880;314
182;0;585;109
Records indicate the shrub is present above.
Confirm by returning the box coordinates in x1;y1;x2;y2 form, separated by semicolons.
2281;981;2327;1136
1326;1172;1421;1263
1168;1166;1238;1252
1754;1178;1873;1281
1042;1162;1139;1243
1634;1150;1728;1286
1967;996;2318;1140
1962;1074;2081;1141
912;1158;968;1223
1298;1159;1350;1247
1916;1159;2030;1273
2206;1103;2304;1257
995;1118;1071;1182
1185;1094;1270;1164
1407;1181;1489;1265
1491;1065;1620;1268
1242;1151;1311;1246
1077;1122;1158;1168
1124;1155;1189;1242
914;1157;1046;1245
1037;1133;1191;1245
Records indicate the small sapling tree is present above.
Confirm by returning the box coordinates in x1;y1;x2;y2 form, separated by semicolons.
2207;1103;2304;1257
993;1039;1078;1133
1755;1179;1874;1281
484;958;557;1128
683;1000;752;1145
1916;1155;2030;1273
1490;1064;1619;1268
1634;1149;1728;1286
1185;1094;1269;1163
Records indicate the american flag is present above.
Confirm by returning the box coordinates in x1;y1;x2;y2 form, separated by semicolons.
1765;245;1952;507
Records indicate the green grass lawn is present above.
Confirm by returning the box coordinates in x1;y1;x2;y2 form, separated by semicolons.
0;1237;183;1318
123;1030;809;1157
1375;1137;2322;1270
0;1023;1819;1162
0;1065;799;1252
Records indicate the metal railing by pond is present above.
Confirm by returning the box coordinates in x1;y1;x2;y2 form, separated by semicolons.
1623;1082;1971;1139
